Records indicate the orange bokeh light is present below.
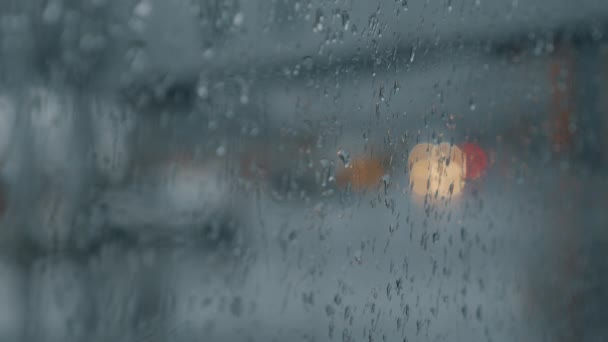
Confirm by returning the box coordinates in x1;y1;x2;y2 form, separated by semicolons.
336;158;385;190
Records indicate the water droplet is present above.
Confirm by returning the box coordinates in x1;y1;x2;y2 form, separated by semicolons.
233;12;244;27
382;174;391;184
341;11;350;31
337;149;351;167
216;145;226;157
126;45;148;73
197;84;208;99
302;56;314;71
43;1;63;24
395;0;409;11
313;9;324;33
469;98;476;111
202;47;215;60
334;294;342;305
133;1;153;18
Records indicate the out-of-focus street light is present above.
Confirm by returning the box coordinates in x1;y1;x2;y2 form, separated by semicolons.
408;143;467;198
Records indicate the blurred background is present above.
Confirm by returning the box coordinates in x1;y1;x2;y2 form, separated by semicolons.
0;0;607;341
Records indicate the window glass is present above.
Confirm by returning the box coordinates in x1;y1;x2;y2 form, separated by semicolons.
0;0;607;341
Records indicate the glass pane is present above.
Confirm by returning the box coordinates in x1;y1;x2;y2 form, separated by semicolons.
0;0;607;341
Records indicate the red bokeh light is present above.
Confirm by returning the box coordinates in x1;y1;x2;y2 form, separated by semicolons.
460;143;488;180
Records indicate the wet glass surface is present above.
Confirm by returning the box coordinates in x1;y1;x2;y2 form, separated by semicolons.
0;0;607;341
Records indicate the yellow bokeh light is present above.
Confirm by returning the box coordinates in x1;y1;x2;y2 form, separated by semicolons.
408;143;466;198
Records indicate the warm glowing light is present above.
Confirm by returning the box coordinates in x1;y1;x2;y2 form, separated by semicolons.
460;143;488;180
336;158;385;190
408;143;466;198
